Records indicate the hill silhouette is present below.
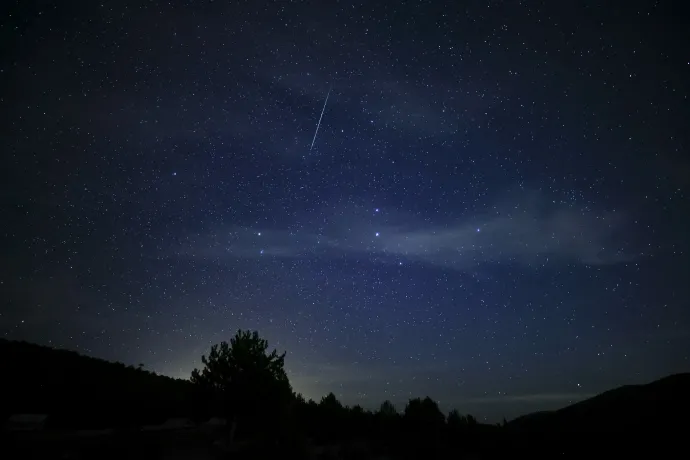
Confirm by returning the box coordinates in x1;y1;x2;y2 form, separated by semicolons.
3;337;689;459
508;373;690;433
0;339;204;430
502;373;690;457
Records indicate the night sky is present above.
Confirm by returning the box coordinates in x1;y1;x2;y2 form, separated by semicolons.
2;0;689;422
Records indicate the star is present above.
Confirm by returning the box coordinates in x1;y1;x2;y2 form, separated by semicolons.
5;0;686;427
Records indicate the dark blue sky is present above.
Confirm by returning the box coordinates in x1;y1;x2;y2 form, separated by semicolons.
2;0;689;421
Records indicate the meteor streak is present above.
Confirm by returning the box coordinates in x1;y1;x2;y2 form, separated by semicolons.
309;86;332;153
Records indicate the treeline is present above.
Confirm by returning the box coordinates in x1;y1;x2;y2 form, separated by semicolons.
290;393;499;458
0;336;497;458
187;330;501;458
4;334;688;458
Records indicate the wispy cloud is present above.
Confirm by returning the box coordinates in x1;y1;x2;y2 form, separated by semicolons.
459;392;594;405
172;192;634;270
367;208;632;268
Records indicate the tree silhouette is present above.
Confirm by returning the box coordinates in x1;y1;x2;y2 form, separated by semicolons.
447;409;463;428
403;397;446;458
316;392;346;443
190;329;292;443
293;392;306;405
374;400;400;454
378;400;398;417
403;397;445;429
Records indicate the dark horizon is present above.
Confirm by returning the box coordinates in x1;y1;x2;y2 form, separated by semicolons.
1;336;679;424
2;0;689;426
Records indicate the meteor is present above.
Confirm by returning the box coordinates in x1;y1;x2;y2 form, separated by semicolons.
309;86;332;153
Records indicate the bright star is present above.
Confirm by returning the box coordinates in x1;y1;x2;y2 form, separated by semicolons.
375;232;380;237
257;232;262;236
375;208;380;213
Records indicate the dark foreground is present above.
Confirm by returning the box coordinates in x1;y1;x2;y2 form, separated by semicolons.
2;339;688;459
4;423;687;460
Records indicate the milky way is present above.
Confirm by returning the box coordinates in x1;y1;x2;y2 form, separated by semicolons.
2;0;689;421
